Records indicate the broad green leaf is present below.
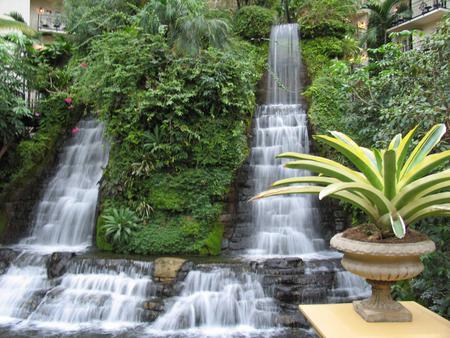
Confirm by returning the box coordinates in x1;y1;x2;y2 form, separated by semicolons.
251;185;379;220
396;126;418;174
383;150;397;200
394;170;450;209
373;149;384;173
319;181;392;215
362;147;379;173
400;192;450;219
272;176;338;187
406;204;450;225
401;124;446;178
284;160;367;184
277;152;364;179
315;135;384;189
399;150;450;188
389;213;406;239
389;134;402;150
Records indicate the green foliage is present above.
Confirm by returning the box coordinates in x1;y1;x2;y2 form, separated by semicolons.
72;24;262;255
363;0;410;48
0;15;36;37
137;0;230;55
234;5;277;41
199;222;224;255
101;207;141;245
304;61;348;136
64;0;138;49
0;34;34;159
95;213;113;251
393;218;450;319
302;36;357;78
254;125;450;238
304;19;449;314
296;0;357;39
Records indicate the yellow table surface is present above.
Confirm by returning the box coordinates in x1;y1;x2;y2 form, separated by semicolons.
299;301;450;338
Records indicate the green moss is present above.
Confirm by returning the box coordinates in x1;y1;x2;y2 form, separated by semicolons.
149;185;185;212
95;210;113;251
198;222;224;256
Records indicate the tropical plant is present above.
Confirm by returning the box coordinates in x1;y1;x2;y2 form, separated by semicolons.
234;5;277;41
0;13;36;36
137;0;230;55
362;0;410;48
295;0;357;39
0;34;35;160
101;207;141;245
253;124;450;239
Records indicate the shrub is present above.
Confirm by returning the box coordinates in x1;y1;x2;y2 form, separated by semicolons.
296;0;356;39
102;207;141;246
234;5;277;41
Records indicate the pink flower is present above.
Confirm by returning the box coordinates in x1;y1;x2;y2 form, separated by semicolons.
64;97;73;105
72;127;80;134
80;63;88;69
34;112;41;117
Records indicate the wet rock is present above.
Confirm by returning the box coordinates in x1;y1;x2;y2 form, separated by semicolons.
143;297;165;312
46;252;76;279
0;248;18;274
275;313;307;328
153;257;187;284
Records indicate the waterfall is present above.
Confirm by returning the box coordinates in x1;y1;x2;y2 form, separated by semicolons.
329;271;371;303
24;259;155;330
148;268;280;336
19;118;109;252
0;253;49;325
248;24;325;256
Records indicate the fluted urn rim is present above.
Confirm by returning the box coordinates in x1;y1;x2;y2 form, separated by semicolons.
330;232;436;257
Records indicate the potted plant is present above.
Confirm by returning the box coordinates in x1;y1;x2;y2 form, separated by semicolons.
252;124;449;322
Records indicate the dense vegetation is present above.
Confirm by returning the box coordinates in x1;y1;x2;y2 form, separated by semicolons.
65;0;267;255
0;0;448;318
299;0;449;317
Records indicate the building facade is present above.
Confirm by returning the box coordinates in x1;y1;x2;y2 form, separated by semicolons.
388;0;448;48
0;0;65;33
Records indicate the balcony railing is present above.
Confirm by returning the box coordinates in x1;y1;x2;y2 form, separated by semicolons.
38;13;66;33
390;0;447;27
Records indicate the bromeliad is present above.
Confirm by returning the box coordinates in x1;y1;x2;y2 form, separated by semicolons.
252;124;450;239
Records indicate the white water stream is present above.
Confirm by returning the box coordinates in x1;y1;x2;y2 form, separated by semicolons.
19;118;108;252
248;24;325;256
0;25;369;337
148;268;281;337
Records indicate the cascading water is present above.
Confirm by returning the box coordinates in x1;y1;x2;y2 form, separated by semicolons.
22;259;155;331
0;253;49;325
20;118;108;252
248;24;325;256
329;271;371;303
147;268;280;337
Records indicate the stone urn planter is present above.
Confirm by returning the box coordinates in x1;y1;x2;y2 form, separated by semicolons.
330;232;436;322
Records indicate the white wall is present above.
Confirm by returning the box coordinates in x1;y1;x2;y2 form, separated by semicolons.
0;0;31;25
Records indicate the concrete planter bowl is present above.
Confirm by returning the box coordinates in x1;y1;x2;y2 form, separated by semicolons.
330;232;436;322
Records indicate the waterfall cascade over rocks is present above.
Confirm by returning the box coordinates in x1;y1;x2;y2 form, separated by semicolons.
20;119;108;252
248;24;325;256
0;26;369;338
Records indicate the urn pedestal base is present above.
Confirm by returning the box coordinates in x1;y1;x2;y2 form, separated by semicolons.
330;232;436;323
353;280;411;322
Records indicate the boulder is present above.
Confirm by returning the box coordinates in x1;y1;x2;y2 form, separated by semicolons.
46;252;76;279
153;257;187;284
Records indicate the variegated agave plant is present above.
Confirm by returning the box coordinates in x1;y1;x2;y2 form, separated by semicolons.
252;124;450;239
